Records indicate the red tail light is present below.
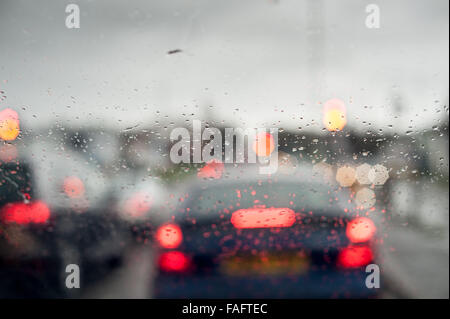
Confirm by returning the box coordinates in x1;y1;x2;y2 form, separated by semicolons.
337;246;373;268
158;251;190;272
1;201;50;225
155;223;183;249
346;217;376;243
231;207;295;229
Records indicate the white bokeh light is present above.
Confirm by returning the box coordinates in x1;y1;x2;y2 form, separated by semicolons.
356;163;372;185
368;164;390;186
336;165;356;187
355;187;376;209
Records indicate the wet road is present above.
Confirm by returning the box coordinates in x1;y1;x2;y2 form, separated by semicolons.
80;223;449;299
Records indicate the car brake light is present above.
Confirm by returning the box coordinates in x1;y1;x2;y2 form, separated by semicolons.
158;251;190;272
346;217;376;243
231;207;295;229
1;201;50;224
337;246;373;268
155;223;183;248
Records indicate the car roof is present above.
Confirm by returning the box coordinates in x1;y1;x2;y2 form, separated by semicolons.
175;162;338;194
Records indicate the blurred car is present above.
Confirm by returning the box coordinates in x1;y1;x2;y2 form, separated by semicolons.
0;158;63;297
152;165;380;298
0;139;130;297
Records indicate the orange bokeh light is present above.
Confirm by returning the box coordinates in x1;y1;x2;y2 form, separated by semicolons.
252;132;275;157
0;108;20;141
323;98;347;132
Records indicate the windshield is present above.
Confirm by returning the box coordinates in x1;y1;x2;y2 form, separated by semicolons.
0;0;448;300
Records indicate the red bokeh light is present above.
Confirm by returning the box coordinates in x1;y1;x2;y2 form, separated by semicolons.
346;217;376;243
158;251;190;272
0;143;18;162
231;207;295;229
197;160;224;179
1;201;51;224
123;191;152;218
63;176;85;198
156;223;183;248
337;246;373;268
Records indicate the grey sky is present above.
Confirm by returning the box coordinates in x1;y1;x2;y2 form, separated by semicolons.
0;0;448;133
